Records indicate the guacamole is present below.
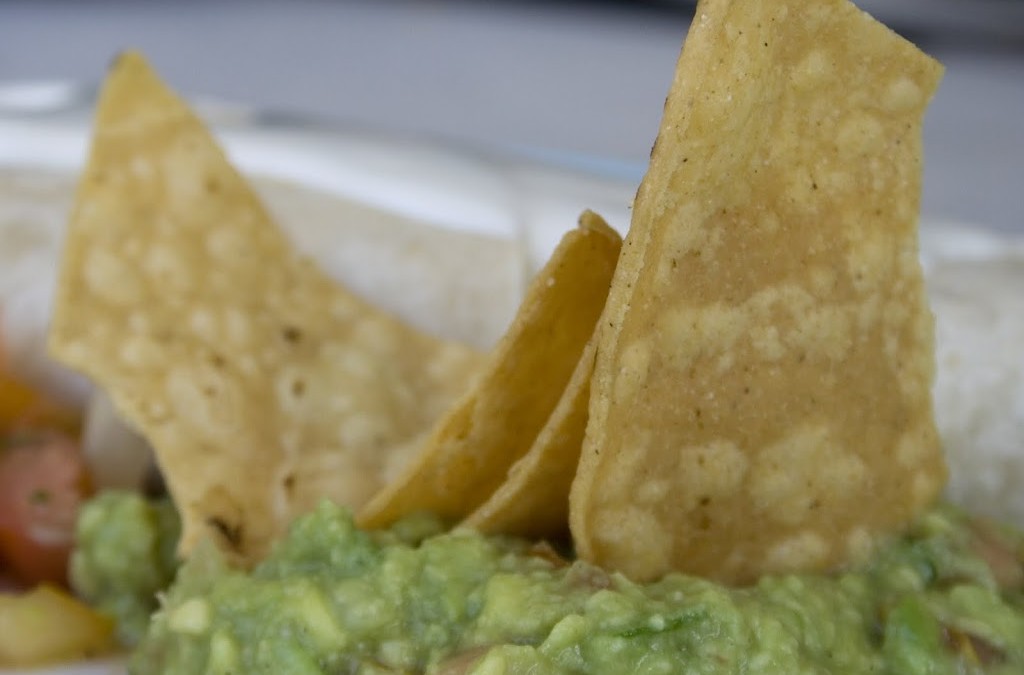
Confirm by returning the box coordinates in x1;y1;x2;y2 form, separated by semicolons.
70;492;180;646
71;494;1024;674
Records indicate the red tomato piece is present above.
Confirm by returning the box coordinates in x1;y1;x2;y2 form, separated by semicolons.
0;432;93;586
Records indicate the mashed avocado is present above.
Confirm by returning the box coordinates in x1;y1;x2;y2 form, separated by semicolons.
69;495;1024;674
69;492;180;645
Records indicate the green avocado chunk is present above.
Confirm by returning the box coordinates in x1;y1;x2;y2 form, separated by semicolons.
69;491;180;646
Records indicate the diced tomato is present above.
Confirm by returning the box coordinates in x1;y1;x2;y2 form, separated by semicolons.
0;432;93;586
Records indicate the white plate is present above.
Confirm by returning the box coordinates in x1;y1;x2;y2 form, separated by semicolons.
2;83;1023;675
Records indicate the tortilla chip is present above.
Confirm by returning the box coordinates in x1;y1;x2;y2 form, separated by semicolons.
570;0;946;583
358;211;621;529
48;52;483;565
463;338;596;538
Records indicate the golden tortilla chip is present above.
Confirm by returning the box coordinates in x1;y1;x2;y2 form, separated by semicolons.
48;52;483;565
462;339;596;538
570;0;946;584
358;211;621;529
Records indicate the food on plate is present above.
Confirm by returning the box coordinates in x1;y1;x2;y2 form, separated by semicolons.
357;210;620;529
0;0;1020;670
47;52;485;566
570;0;947;584
0;584;114;667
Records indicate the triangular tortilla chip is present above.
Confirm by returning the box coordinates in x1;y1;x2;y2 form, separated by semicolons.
48;52;483;565
571;0;946;583
358;211;621;528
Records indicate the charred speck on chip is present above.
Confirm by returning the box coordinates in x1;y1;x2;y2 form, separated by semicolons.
207;516;243;551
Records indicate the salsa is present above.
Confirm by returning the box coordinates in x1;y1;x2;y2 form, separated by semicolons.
72;495;1024;674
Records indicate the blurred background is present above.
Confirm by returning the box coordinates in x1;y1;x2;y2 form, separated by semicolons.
1;0;1022;233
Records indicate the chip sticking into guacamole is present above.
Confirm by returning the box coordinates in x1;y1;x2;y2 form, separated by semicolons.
570;0;947;584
